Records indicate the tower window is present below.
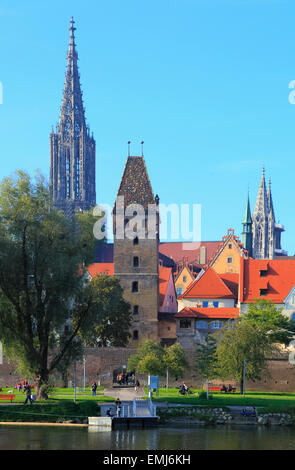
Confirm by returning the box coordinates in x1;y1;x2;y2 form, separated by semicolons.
132;281;139;293
260;270;267;277
133;237;139;246
183;276;187;282
133;256;139;268
228;244;232;249
133;305;139;315
133;330;139;340
260;288;268;296
227;257;233;264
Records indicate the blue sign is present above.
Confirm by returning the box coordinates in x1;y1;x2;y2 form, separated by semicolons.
148;375;159;389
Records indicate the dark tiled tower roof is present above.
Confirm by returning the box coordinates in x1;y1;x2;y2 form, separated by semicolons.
115;156;155;208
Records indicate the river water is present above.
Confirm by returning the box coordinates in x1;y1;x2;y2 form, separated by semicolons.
1;424;295;450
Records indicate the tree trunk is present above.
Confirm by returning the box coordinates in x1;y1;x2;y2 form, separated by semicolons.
240;379;243;395
34;373;49;400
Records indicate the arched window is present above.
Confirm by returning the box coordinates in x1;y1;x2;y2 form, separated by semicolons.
210;321;223;330
133;237;139;246
133;330;139;340
196;320;208;329
132;281;138;293
133;256;139;268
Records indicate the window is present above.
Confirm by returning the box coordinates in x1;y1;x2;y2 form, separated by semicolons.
210;321;223;329
213;301;219;308
132;281;138;293
133;256;139;268
202;301;208;308
133;305;139;315
196;320;208;329
260;288;268;296
291;312;295;321
133;330;139;340
176;287;183;296
228;244;232;249
227;257;233;264
260;270;267;277
179;319;191;329
133;237;139;246
183;276;187;283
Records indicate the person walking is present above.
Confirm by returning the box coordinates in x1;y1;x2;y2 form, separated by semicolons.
115;398;122;417
135;379;140;392
24;384;33;405
91;382;97;397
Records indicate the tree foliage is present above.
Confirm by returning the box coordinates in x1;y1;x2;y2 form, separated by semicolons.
243;298;295;345
213;320;276;393
195;334;218;384
78;275;132;347
0;170;130;396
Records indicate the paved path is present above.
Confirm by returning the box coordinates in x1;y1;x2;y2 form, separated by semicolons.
103;386;145;401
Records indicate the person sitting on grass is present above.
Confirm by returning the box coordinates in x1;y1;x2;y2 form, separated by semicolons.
221;384;228;393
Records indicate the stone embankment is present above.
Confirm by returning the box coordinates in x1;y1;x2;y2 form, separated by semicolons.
157;407;295;426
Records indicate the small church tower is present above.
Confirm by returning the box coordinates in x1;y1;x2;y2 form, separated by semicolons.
50;18;96;216
241;193;252;257
113;150;160;345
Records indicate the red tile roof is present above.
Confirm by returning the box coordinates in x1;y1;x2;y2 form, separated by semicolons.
159;241;221;266
179;267;236;299
159;266;173;307
175;307;239;319
87;263;114;277
240;258;295;304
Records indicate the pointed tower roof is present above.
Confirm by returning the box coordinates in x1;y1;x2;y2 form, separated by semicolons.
242;193;252;224
253;167;268;219
59;17;86;137
267;179;275;220
115;156;155;208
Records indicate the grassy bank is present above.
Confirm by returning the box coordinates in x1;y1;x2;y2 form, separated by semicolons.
0;387;115;404
0;400;100;423
147;388;295;410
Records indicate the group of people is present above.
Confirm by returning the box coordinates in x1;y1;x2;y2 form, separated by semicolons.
116;372;135;386
241;406;256;417
106;398;122;418
221;384;235;393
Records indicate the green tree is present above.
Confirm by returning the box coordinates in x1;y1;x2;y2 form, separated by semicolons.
127;340;165;377
163;343;189;390
195;334;218;387
0;170;130;398
214;321;276;394
243;299;295;345
78;275;132;347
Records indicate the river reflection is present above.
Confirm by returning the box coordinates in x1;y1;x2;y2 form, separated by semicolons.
1;424;295;450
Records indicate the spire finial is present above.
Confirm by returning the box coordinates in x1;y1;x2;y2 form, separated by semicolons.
69;17;76;45
128;141;131;157
141;141;144;157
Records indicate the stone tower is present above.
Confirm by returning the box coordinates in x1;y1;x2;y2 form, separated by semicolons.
251;169;286;259
113;153;160;345
50;18;96;216
241;193;252;257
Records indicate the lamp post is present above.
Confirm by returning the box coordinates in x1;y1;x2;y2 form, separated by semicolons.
83;357;86;392
243;359;246;398
74;359;76;403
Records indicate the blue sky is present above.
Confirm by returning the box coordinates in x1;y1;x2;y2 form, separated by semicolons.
0;0;295;252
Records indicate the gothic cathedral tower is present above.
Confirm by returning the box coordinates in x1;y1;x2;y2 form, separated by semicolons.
113;152;160;345
251;168;286;259
50;18;96;216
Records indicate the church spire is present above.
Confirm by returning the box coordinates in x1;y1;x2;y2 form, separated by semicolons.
253;167;268;218
59;17;86;139
267;178;275;220
50;18;96;215
242;192;252;256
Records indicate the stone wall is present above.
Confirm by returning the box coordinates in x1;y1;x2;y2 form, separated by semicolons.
1;347;295;392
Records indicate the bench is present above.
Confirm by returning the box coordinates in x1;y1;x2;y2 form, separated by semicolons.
0;394;16;403
208;386;236;393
